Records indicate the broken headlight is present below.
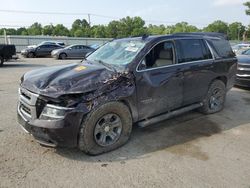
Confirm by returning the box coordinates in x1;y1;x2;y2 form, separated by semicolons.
40;104;73;120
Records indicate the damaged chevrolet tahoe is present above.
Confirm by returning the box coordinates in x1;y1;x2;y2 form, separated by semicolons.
17;33;237;155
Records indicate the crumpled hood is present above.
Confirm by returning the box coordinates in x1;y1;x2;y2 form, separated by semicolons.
21;62;117;98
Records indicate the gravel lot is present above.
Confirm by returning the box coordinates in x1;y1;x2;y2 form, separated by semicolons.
0;57;250;188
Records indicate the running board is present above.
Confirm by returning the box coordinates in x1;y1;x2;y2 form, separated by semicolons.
137;103;203;128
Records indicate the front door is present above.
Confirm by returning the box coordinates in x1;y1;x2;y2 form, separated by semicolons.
135;41;184;120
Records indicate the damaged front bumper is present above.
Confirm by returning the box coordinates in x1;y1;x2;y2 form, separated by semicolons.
17;87;84;148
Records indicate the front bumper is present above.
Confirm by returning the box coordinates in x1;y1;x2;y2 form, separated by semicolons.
17;87;83;148
235;76;250;87
17;111;82;147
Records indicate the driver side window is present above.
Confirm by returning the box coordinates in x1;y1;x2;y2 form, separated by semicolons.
138;41;175;70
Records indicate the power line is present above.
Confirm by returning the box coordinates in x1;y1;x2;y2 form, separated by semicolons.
0;9;208;26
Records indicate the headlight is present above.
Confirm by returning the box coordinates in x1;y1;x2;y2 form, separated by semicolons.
40;104;73;120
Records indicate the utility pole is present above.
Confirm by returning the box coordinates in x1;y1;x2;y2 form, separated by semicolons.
88;14;91;27
4;29;7;44
238;24;241;41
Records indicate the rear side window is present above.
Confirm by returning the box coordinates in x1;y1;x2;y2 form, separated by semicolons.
175;39;212;63
207;39;235;58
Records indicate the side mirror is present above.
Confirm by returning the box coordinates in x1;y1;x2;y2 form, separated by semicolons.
138;59;147;70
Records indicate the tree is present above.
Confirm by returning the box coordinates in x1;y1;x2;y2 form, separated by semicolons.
244;1;250;15
172;22;199;33
71;19;90;37
106;20;121;38
27;22;42;35
91;25;107;38
147;24;166;35
52;24;70;36
203;20;228;34
228;22;245;40
43;25;55;36
16;27;28;35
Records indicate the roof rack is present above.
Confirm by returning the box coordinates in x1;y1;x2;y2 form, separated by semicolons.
172;32;228;40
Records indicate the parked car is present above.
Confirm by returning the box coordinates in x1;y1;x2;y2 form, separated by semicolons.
51;45;95;59
232;43;250;53
0;44;16;66
21;44;63;58
27;41;65;48
237;48;250;55
235;55;250;87
17;33;237;155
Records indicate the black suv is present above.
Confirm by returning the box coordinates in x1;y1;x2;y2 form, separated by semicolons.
17;33;237;155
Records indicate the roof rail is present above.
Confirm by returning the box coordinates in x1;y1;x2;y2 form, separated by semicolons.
172;32;228;40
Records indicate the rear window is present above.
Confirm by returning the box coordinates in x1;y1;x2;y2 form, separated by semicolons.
207;39;235;58
175;39;212;63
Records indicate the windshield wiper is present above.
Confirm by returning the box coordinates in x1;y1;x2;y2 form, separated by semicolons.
95;59;117;73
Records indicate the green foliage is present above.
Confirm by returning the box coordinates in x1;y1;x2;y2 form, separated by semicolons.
43;25;55;36
203;20;228;34
71;19;90;37
27;22;42;35
0;16;247;40
244;1;250;15
228;22;245;40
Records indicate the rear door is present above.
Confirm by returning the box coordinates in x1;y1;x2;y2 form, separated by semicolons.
135;40;184;120
175;39;214;105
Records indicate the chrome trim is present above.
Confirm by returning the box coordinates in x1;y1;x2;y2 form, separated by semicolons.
18;87;39;121
46;104;74;110
236;74;250;77
238;67;250;71
137;59;214;73
136;38;215;73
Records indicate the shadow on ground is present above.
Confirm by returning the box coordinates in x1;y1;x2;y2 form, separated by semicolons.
54;88;250;162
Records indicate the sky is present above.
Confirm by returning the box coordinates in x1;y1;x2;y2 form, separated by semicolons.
0;0;249;29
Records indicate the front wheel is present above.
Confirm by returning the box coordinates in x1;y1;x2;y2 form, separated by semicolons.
59;53;67;60
199;80;226;114
78;102;132;155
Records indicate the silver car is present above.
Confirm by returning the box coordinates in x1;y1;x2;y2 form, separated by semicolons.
51;45;95;59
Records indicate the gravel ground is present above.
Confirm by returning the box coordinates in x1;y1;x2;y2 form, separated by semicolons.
0;57;250;188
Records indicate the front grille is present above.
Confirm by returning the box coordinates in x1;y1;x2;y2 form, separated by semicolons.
20;103;31;115
237;64;250;77
18;87;39;121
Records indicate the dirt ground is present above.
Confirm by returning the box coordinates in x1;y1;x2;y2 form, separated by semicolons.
0;57;250;188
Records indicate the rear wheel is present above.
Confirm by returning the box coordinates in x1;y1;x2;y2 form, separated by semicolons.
59;53;67;60
78;102;132;155
199;80;226;114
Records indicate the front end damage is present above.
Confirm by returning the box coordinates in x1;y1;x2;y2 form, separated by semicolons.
17;64;135;148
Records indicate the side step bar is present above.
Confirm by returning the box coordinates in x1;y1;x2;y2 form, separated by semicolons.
137;103;203;128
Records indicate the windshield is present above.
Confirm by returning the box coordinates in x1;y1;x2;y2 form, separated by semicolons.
87;40;145;65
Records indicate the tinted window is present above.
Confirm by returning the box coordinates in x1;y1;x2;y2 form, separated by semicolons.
176;39;212;63
207;39;235;58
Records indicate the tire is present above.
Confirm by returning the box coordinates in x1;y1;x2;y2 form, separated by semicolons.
59;53;67;60
0;56;4;67
27;52;35;58
199;80;226;114
78;102;132;155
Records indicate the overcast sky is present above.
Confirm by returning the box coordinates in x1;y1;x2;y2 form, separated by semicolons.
0;0;248;28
